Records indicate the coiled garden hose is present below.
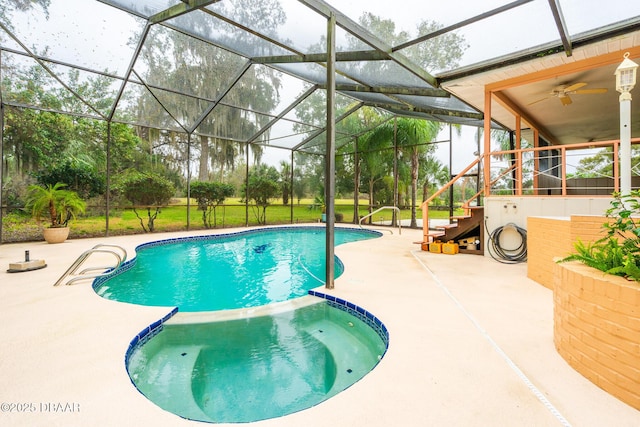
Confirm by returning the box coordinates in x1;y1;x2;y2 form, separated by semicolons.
486;222;528;264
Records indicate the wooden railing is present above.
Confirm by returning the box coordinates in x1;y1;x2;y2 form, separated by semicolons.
420;157;480;242
420;137;640;243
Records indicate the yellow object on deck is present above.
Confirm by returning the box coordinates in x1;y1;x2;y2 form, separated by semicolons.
429;241;442;253
442;241;459;255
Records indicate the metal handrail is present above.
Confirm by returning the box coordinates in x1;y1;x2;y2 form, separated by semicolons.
53;244;127;286
359;206;401;235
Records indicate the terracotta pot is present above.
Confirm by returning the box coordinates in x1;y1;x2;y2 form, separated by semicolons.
43;227;70;244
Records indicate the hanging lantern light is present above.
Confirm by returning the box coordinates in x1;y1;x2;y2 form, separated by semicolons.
615;52;638;96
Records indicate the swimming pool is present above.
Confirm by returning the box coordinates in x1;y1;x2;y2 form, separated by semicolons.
95;226;381;311
108;226;388;423
127;297;388;423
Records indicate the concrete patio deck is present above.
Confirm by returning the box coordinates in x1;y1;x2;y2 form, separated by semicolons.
0;226;638;426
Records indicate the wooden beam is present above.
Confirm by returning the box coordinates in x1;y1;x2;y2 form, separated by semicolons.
486;46;640;92
492;91;558;144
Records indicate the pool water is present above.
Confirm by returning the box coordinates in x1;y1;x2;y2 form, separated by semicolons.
113;227;388;423
127;299;387;423
95;227;380;311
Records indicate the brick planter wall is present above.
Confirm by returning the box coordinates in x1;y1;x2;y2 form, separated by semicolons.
528;215;610;289
527;217;572;289
554;261;640;410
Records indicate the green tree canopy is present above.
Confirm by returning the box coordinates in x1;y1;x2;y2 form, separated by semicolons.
34;157;105;199
116;171;175;232
242;164;281;225
190;181;234;228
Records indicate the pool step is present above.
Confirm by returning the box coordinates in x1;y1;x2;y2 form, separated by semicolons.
304;319;381;395
137;345;211;421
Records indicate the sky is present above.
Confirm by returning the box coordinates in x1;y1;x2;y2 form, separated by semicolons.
5;0;640;171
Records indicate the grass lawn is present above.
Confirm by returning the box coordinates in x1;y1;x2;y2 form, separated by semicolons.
2;198;461;243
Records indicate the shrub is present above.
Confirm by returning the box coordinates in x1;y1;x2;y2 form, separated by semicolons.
242;164;281;225
115;172;175;232
559;191;640;281
33;158;105;198
190;181;234;228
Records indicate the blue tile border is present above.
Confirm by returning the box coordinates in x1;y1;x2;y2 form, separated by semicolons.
308;290;390;350
125;294;390;369
124;307;178;367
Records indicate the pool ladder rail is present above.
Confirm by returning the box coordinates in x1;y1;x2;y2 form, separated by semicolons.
53;244;127;286
358;206;401;235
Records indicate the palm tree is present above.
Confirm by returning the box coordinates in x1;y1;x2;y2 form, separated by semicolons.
366;118;441;228
421;156;450;205
279;160;291;205
24;182;86;228
359;131;394;223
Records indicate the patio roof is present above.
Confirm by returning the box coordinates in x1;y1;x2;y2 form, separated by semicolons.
1;0;640;154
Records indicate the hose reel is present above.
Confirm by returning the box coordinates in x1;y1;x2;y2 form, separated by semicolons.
487;222;527;264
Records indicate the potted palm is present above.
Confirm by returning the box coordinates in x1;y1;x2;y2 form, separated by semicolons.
24;182;86;243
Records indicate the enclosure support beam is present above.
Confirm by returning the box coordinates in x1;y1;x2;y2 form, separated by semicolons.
186;133;192;230
0;102;4;243
325;13;336;289
292;102;363;151
0;51;3;242
189;61;252;134
245;144;249;227
290;151;295;223
353;137;360;225
483;90;492;197
620;93;632;194
547;0;572;56
247;85;318;144
362;101;483;120
392;0;534;52
105;121;111;236
253;50;389;64
449;124;454;219
150;0;222;24
393;118;398;226
299;0;439;88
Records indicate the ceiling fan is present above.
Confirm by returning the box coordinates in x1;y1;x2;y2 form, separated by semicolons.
528;82;608;106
